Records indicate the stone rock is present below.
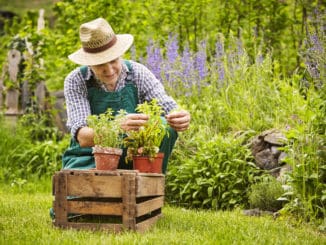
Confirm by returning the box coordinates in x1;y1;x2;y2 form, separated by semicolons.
250;129;289;178
277;164;292;183
243;208;278;218
255;148;279;170
264;131;287;145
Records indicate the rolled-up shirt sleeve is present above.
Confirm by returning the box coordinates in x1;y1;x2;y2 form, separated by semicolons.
64;68;91;139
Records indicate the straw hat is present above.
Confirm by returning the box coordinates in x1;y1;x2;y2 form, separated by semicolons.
68;18;134;66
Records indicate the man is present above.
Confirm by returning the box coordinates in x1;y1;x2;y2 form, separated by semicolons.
62;17;190;173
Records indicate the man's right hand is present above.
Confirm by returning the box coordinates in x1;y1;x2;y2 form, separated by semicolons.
121;113;149;131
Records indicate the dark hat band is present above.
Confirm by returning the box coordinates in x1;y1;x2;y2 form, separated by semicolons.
83;35;117;53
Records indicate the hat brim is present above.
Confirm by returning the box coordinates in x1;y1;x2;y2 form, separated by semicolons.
68;34;134;66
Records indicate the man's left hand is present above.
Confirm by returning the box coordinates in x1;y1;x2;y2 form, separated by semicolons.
165;110;191;132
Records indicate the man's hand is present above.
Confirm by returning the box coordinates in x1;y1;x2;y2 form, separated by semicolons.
121;113;149;131
165;110;191;132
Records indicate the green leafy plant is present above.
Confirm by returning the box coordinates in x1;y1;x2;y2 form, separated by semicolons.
124;99;168;161
248;177;285;212
0;114;69;182
87;108;126;149
166;132;266;210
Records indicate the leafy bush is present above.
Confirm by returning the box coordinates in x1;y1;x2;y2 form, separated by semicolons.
248;177;285;212
0;114;69;182
166;132;266;210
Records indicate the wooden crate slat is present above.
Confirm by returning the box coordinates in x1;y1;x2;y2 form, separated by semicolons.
136;196;164;217
136;176;165;197
122;172;136;230
67;201;123;215
136;213;162;233
52;174;55;195
57;222;123;232
67;175;122;197
54;172;68;224
62;169;126;176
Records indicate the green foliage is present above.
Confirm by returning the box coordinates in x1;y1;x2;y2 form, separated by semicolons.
0;0;55;16
50;0;325;74
17;110;63;141
166;133;266;210
248;177;285;212
0;114;69;183
4;12;45;86
87;108;126;148
124;99;168;160
5;136;69;180
281;127;326;222
1;0;324;91
277;13;326;225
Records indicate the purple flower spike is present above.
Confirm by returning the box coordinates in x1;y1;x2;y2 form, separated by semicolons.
309;33;324;53
167;34;179;64
215;41;225;82
237;38;244;57
146;40;163;81
195;40;207;80
215;41;224;59
181;45;193;86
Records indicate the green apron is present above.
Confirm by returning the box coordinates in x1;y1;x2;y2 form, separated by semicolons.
62;60;177;173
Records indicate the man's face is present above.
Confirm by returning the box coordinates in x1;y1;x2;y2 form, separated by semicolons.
90;57;122;89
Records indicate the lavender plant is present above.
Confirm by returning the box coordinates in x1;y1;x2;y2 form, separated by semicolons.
146;40;163;81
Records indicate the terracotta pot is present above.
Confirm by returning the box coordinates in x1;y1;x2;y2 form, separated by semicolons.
92;146;122;171
133;152;164;174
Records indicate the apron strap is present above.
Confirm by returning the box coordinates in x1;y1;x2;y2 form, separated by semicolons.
80;65;88;79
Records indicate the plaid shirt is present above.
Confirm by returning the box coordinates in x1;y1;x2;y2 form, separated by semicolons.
64;60;178;138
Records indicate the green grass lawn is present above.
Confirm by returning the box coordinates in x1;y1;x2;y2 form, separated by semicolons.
0;179;325;245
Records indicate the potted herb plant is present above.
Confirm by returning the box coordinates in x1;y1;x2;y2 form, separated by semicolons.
123;99;168;173
87;109;126;170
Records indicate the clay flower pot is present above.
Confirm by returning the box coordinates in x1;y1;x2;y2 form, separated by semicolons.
132;152;164;174
92;146;123;171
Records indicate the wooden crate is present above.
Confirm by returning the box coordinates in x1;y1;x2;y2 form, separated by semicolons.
52;169;165;233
